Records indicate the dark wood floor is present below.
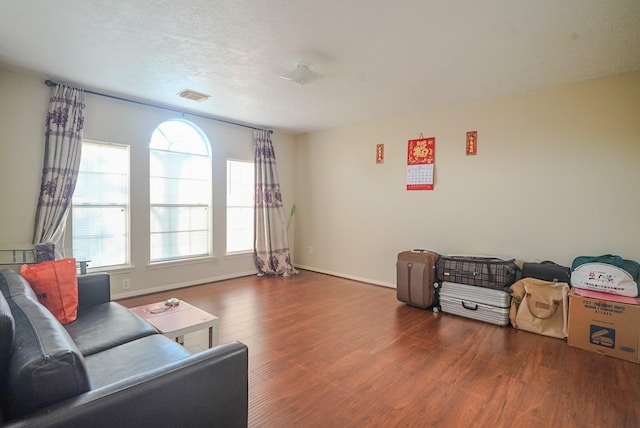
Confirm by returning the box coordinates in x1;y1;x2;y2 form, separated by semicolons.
119;270;640;428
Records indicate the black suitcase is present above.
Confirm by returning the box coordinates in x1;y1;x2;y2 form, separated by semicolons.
397;250;439;309
521;260;571;283
436;255;518;289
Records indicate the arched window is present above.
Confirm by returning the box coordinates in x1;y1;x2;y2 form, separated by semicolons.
149;119;211;262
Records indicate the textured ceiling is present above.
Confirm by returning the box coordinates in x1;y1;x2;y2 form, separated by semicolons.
0;1;639;134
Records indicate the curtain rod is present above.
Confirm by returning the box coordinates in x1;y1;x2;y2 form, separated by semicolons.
44;79;273;134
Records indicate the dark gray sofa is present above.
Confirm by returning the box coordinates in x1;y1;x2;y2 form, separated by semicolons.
0;268;248;427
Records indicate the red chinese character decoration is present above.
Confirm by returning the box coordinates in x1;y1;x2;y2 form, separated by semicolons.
407;138;435;165
466;131;477;156
376;144;384;164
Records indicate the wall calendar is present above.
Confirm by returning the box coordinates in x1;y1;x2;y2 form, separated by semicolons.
406;137;435;190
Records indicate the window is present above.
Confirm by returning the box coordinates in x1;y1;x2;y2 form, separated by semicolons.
72;141;130;268
149;120;211;262
226;160;254;253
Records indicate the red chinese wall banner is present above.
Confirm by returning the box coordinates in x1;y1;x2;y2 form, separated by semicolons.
406;137;435;190
376;144;384;164
466;131;477;156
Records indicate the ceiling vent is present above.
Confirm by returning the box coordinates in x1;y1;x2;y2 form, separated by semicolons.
177;89;211;102
280;62;322;85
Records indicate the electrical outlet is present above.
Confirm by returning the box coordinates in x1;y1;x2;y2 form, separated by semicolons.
122;279;130;290
308;246;314;255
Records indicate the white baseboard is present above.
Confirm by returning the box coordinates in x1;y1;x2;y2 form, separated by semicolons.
112;266;396;300
112;270;258;299
294;264;396;289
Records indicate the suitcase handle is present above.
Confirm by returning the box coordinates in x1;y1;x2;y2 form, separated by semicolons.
461;301;479;311
407;263;413;302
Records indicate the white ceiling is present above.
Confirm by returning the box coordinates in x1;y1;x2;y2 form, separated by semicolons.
1;1;639;134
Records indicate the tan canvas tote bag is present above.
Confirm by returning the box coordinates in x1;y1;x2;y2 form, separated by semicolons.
509;278;570;339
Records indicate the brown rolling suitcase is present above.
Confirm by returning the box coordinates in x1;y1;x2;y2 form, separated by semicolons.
397;249;439;309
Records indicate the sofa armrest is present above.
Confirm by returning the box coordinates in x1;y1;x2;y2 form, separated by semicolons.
4;341;249;428
77;273;111;307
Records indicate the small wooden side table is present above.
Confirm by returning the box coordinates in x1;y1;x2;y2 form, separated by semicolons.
130;300;219;348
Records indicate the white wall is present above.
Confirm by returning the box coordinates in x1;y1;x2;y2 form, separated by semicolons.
0;67;297;297
293;72;640;287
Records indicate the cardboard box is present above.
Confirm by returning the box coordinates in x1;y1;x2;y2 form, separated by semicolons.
568;288;640;364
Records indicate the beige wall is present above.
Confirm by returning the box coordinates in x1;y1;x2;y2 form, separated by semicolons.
293;72;640;287
0;67;296;297
2;67;639;293
0;68;48;246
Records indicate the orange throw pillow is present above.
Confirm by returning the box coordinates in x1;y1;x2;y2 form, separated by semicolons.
20;258;79;324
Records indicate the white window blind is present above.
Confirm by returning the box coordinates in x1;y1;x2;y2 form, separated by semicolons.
72;141;129;268
226;160;254;253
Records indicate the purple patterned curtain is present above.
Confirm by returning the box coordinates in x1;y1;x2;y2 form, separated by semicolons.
32;84;86;254
254;130;297;276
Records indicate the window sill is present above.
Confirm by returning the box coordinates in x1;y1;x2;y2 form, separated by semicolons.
225;250;253;259
85;264;135;275
147;255;218;270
